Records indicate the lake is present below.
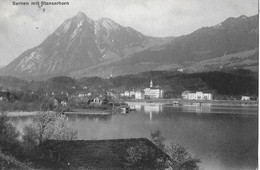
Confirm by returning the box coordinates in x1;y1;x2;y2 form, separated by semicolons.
10;102;258;170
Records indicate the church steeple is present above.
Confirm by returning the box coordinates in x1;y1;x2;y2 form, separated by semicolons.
150;80;153;88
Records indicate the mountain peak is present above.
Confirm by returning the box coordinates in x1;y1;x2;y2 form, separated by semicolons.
73;11;93;23
1;14;258;80
76;11;87;18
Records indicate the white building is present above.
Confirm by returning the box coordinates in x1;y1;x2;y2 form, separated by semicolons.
123;91;135;97
135;91;145;99
61;101;67;106
182;91;213;100
143;80;164;99
122;90;144;99
90;97;102;105
241;96;250;101
79;93;85;97
129;91;135;97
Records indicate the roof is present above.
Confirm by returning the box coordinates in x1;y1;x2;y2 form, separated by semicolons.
0;91;11;97
40;138;170;169
182;91;212;94
182;91;190;94
69;96;90;103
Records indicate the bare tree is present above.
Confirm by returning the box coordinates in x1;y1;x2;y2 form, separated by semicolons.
22;112;77;147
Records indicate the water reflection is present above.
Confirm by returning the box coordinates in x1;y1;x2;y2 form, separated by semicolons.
149;112;152;121
181;103;211;113
9;103;258;170
143;104;163;113
66;114;112;122
140;104;163;121
163;102;258;115
128;103;142;111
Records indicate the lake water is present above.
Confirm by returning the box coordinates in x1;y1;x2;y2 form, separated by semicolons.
11;102;258;170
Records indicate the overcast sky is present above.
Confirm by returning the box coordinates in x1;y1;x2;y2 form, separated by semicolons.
0;0;258;66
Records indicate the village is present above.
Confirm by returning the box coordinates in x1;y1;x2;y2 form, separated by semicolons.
0;78;255;114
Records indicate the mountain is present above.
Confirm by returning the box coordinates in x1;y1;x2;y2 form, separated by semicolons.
92;14;258;75
1;12;171;79
1;13;258;80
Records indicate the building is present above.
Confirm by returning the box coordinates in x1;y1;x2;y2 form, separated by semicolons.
143;80;164;99
135;91;145;99
129;91;135;97
60;101;67;107
78;93;85;97
0;91;12;102
124;91;130;97
241;96;250;101
182;91;213;100
122;90;143;99
90;97;102;105
40;138;170;169
177;68;184;72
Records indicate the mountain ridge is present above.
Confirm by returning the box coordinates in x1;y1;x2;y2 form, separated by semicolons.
1;13;258;80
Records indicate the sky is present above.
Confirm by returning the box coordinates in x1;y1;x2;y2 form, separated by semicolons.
0;0;258;66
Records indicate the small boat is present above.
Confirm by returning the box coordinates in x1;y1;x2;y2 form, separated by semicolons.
173;101;179;105
119;106;131;114
172;100;182;106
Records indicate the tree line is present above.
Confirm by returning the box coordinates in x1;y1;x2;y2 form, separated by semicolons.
0;69;258;99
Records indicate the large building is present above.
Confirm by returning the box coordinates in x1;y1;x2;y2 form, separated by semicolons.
241;96;250;101
143;80;164;99
182;91;213;100
121;90;144;99
135;91;145;99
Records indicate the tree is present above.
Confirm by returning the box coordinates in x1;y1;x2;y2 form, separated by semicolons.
150;130;200;170
124;144;166;170
167;144;201;170
150;130;166;151
124;145;150;169
0;113;21;155
22;112;77;147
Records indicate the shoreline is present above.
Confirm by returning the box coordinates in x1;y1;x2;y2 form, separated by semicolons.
5;109;113;117
65;110;111;115
126;99;258;106
6;111;38;117
5;99;258;117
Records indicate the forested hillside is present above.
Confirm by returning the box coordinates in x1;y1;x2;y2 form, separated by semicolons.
0;70;257;98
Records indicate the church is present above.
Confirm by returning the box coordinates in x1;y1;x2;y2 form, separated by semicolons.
143;80;164;99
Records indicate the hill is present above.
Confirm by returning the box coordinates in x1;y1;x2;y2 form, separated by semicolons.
0;70;257;97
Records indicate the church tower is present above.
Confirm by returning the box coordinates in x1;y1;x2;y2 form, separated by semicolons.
150;80;153;88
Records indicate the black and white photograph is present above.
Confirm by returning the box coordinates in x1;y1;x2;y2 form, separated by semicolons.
0;0;258;169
